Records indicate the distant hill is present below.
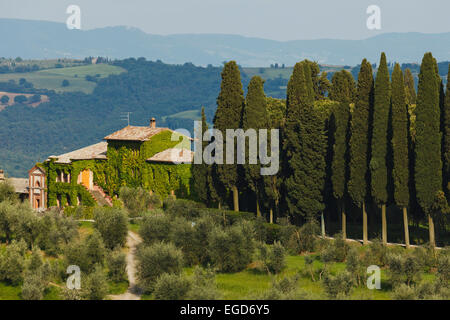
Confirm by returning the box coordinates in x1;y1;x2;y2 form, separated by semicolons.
2;18;450;67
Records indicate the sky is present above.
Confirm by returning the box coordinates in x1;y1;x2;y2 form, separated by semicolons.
0;0;449;41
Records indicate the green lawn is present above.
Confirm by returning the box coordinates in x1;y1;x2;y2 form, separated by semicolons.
0;64;126;94
0;282;21;300
141;253;436;300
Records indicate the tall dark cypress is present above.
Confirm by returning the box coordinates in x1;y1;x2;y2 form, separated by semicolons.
330;70;353;239
329;70;356;103
371;52;391;244
391;64;410;247
444;66;450;199
242;76;268;217
192;107;214;205
348;59;374;244
283;61;326;220
414;53;442;247
213;61;245;211
404;68;417;105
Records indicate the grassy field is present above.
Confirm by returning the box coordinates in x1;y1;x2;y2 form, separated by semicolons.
243;67;294;80
141;252;437;300
0;64;126;94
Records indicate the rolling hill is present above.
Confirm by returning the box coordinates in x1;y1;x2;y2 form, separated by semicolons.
2;18;450;67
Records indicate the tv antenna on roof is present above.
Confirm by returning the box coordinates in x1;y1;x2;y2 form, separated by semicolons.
120;112;132;126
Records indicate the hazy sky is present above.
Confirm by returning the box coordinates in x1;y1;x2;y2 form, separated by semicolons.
1;0;449;41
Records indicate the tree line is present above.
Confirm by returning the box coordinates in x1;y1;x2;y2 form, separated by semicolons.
192;52;450;247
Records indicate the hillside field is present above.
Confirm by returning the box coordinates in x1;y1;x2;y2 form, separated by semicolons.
0;64;126;94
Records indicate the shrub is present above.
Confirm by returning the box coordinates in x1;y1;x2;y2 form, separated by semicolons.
186;266;221;300
85;230;107;266
435;254;450;289
191;215;217;266
257;241;286;274
387;253;422;286
64;206;94;220
165;199;205;220
28;247;43;271
136;242;184;293
153;273;191;300
412;244;437;272
208;221;255;273
35;210;78;256
345;247;366;286
392;284;417;300
119;186;154;217
107;248;127;282
0;240;26;285
0;201;40;247
282;218;319;254
149;193;163;209
367;239;388;266
322;271;355;299
331;233;349;262
94;207;128;249
0;180;17;203
14;95;27;104
21;271;45;300
139;214;172;245
258;274;308;300
170;217;197;266
64;231;106;273
83;266;109;300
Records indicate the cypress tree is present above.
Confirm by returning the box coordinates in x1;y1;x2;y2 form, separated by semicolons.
391;64;410;247
444;66;450;199
331;102;351;239
348;59;374;244
283;61;326;220
414;53;442;247
371;52;391;244
213;61;245;211
192;107;212;205
329;70;356;103
404;68;417;105
242;76;268;217
330;70;353;239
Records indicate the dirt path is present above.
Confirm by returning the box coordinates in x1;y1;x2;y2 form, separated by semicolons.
109;231;142;300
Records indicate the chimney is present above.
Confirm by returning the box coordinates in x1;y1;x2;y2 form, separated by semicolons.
0;170;4;181
150;117;156;128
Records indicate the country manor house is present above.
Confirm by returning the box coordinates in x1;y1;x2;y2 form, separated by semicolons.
1;118;193;210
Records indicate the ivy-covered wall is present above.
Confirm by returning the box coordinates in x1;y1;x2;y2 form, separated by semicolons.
41;159;102;207
42;130;193;207
106;130;192;197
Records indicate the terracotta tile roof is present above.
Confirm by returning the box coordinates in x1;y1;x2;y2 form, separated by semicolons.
104;126;168;141
48;142;108;164
147;148;194;164
8;178;29;194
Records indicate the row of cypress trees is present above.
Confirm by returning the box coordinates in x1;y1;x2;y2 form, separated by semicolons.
192;53;449;247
